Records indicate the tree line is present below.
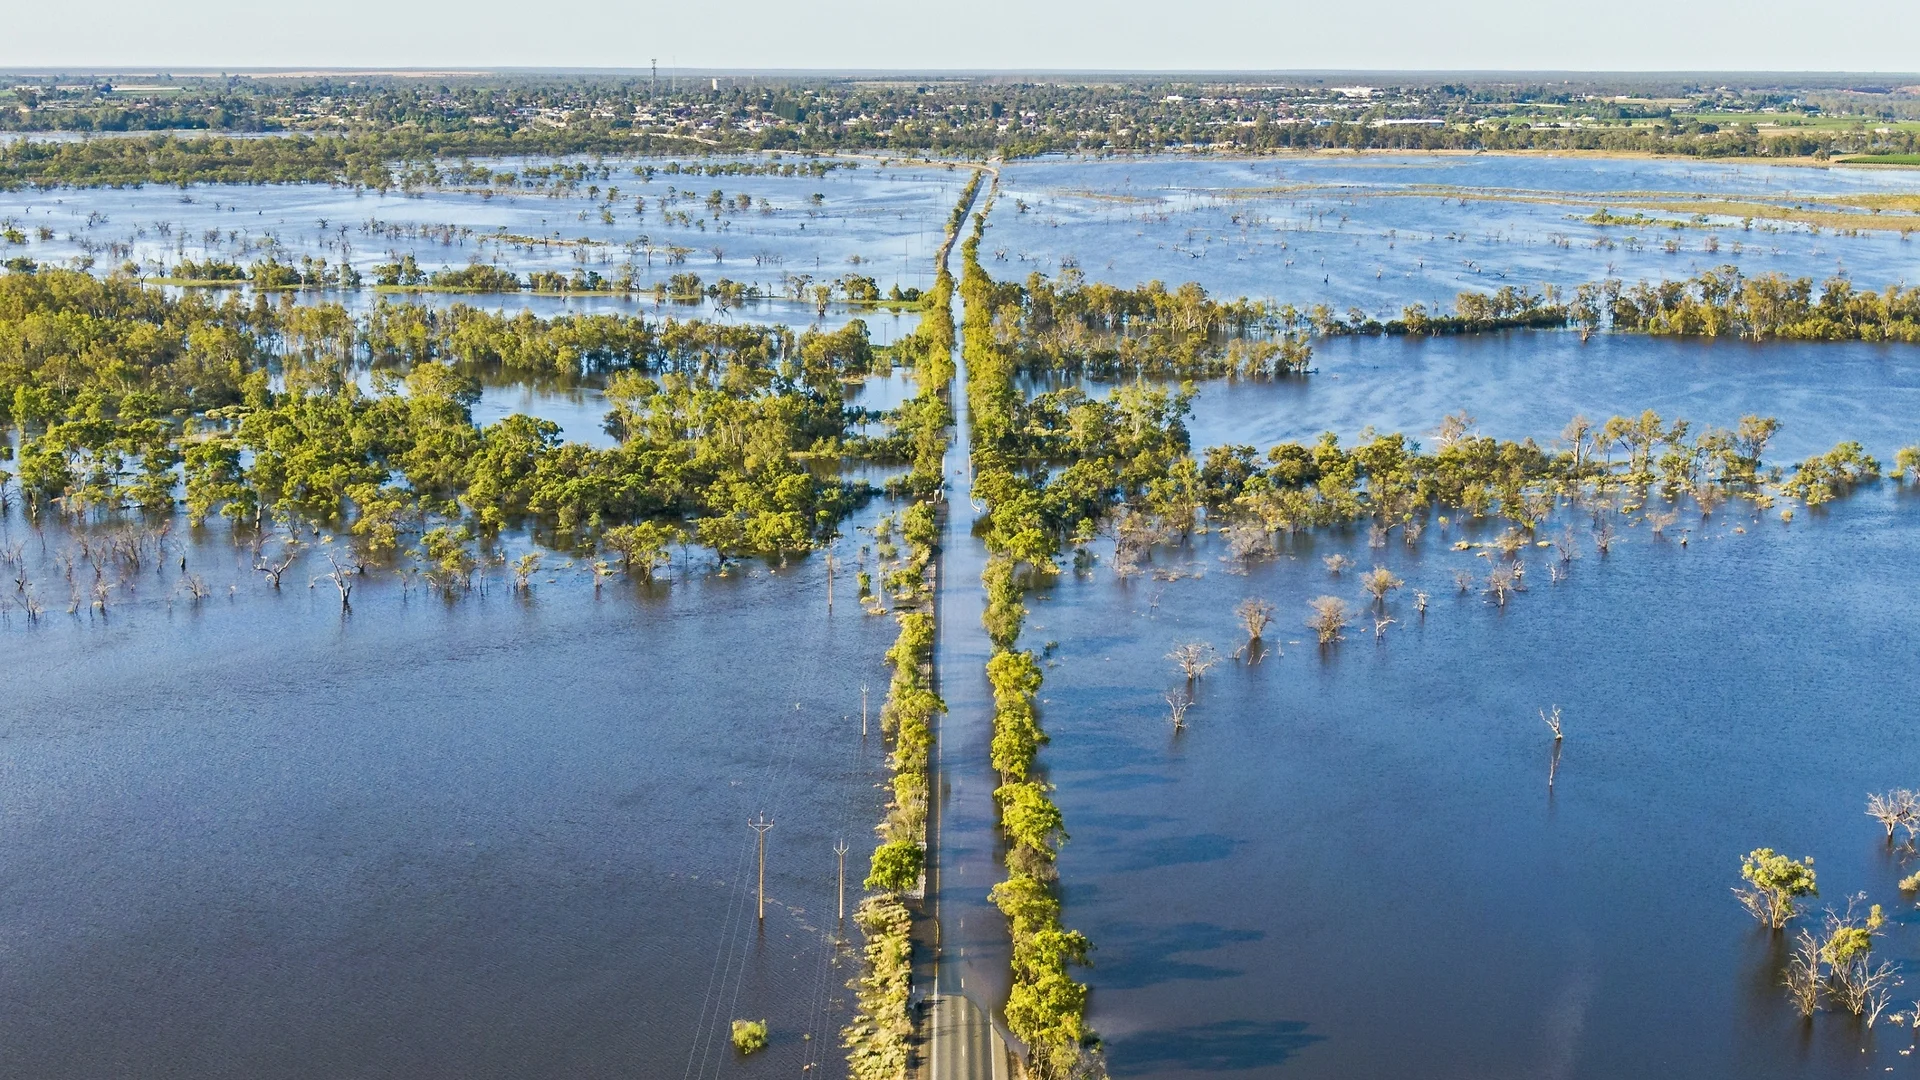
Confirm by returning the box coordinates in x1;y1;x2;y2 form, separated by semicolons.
963;189;1105;1080
843;170;976;1080
5;76;1914;166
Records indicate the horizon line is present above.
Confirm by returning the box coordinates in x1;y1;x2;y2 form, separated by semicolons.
3;66;1919;80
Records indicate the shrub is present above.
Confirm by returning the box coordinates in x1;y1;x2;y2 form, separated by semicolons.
731;1019;769;1054
865;839;924;892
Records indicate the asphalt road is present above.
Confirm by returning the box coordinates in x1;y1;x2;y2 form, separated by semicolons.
929;991;1006;1080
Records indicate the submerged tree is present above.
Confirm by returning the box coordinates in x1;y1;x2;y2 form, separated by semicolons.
731;1019;770;1054
1821;897;1897;1023
1235;597;1275;642
1164;689;1192;731
254;539;300;590
1865;790;1917;841
1307;596;1351;645
1784;929;1825;1018
1167;642;1220;682
1735;848;1818;930
512;552;541;591
1360;567;1404;607
601;521;674;581
319;549;354;610
1484;564;1522;607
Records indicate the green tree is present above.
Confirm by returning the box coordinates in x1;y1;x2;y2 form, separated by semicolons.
1734;848;1817;929
864;839;923;893
600;521;673;580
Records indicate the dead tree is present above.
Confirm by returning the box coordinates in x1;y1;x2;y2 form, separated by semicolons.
255;540;300;590
1235;597;1275;641
1555;525;1578;563
1323;554;1353;576
179;574;212;605
1866;790;1918;841
1167;642;1220;682
1485;564;1523;607
1783;929;1823;1018
1307;596;1351;644
320;551;353;610
1164;689;1192;731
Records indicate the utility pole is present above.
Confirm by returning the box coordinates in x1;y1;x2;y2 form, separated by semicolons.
749;814;775;922
861;684;869;737
833;839;849;922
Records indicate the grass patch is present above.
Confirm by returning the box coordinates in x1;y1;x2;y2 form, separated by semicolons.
1841;154;1920;166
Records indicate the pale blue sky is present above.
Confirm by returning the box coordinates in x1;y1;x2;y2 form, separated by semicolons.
5;0;1918;73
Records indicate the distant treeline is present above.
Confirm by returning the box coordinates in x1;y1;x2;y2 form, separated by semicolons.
2;122;1915;192
5;74;1917;168
0;130;706;190
1118;120;1920;162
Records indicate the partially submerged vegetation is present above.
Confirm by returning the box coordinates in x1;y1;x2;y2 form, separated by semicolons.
1334;268;1920;344
987;268;1309;379
950;204;1911;1078
6;109;1918;1064
134;252;920;310
0;267;928;582
843;505;940;1080
843;169;975;1080
730;1019;770;1055
964;190;1106;1079
1736;797;1920;1028
1604;269;1920;341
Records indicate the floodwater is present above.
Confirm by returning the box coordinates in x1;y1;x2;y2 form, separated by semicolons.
4;152;1920;1078
1175;331;1920;464
933;331;1920;1078
926;153;1920;1078
990;154;1920;317
0;154;975;303
0;499;902;1080
461;363;913;449
1026;484;1920;1079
